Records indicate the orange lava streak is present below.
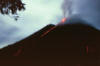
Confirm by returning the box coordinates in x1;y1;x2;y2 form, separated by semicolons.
40;18;67;37
41;26;56;37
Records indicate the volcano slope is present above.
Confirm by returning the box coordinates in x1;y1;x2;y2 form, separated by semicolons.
0;23;100;66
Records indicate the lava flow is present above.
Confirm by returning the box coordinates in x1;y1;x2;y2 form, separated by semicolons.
40;17;67;37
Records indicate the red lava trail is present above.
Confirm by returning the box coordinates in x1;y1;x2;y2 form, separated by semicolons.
40;26;57;37
13;47;23;56
86;45;89;54
40;18;67;38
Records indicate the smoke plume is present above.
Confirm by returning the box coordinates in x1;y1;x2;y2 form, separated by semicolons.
62;0;100;30
62;0;72;17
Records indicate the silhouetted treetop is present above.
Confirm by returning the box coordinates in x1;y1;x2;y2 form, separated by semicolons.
0;0;25;15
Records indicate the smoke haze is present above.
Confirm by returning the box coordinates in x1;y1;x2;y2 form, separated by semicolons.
62;0;100;30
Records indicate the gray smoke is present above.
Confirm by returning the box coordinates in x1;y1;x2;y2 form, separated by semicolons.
62;0;100;30
62;0;72;17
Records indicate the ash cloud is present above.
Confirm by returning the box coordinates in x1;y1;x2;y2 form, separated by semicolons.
62;0;100;30
62;0;72;17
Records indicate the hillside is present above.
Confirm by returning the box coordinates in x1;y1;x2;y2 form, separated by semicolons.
0;24;100;66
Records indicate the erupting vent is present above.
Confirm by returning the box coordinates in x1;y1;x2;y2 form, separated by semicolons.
61;17;67;23
41;17;67;37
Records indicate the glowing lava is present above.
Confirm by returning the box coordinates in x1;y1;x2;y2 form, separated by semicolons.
61;17;67;23
40;18;67;37
41;26;56;37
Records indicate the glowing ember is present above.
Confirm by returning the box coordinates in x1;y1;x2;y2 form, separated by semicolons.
61;18;67;23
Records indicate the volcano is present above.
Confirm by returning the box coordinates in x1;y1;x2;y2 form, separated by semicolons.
0;23;100;66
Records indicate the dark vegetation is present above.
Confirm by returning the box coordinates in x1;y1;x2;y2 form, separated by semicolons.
0;0;25;20
0;0;25;14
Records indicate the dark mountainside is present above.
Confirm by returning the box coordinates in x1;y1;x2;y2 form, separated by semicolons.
0;23;100;66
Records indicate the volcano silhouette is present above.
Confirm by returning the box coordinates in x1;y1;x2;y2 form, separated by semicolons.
0;23;100;66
